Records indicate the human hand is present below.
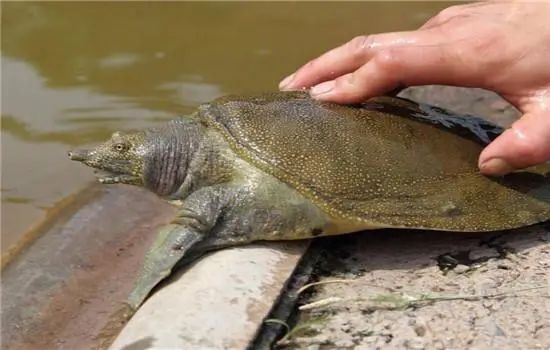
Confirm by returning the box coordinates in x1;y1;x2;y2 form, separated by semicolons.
279;1;550;176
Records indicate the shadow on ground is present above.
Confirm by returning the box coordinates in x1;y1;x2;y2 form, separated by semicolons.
315;225;548;276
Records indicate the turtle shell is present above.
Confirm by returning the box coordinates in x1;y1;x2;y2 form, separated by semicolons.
199;91;550;232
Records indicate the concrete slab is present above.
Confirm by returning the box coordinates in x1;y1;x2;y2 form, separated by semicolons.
2;184;176;350
109;242;308;350
2;181;310;350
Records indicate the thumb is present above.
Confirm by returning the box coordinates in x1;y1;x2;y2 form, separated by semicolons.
479;111;550;175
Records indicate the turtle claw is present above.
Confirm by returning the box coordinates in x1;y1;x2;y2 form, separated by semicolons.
126;268;171;310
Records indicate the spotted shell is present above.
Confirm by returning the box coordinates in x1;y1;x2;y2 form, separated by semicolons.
199;91;550;231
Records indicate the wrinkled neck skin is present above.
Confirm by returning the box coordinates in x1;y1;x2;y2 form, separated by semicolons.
144;118;207;198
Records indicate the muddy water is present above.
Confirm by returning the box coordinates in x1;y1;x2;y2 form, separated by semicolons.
1;2;453;256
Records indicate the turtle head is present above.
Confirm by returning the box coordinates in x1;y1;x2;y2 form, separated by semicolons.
69;131;147;186
69;120;202;196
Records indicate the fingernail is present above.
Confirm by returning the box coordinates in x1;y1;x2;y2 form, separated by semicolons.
311;80;335;96
279;73;295;90
479;158;514;176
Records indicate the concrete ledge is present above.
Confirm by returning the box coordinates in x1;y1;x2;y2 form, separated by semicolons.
2;184;176;350
109;242;308;350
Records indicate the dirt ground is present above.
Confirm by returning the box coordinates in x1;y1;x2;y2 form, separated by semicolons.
276;87;549;350
280;224;549;350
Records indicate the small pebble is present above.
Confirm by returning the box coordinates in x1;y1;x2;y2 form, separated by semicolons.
454;264;470;274
414;325;427;337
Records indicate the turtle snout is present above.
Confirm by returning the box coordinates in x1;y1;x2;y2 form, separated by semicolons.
68;149;90;161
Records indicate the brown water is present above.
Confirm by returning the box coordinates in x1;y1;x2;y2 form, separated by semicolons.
1;2;453;256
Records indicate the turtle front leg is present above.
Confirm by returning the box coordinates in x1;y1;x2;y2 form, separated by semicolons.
126;224;202;309
127;186;232;310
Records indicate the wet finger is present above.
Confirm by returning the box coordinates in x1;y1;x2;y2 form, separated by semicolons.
309;41;477;103
479;112;550;175
279;30;440;91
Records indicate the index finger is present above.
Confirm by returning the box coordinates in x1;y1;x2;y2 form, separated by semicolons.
279;30;442;91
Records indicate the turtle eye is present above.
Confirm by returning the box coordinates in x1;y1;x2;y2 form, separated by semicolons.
114;143;129;152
